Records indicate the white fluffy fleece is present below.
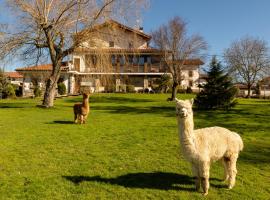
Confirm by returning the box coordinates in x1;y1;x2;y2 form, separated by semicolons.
176;98;243;195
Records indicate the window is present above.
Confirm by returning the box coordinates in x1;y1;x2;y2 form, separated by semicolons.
91;55;97;66
139;57;144;66
128;56;133;64
147;57;152;65
111;55;116;65
74;58;80;71
129;42;133;49
133;56;138;65
109;41;114;47
188;70;193;77
85;55;91;66
189;80;193;87
120;56;125;66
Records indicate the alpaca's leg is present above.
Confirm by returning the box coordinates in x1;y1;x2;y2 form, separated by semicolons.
83;114;88;124
222;158;230;182
192;164;200;191
80;115;84;124
227;154;238;189
74;114;78;123
199;161;210;196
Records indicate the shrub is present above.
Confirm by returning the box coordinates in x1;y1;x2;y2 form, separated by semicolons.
167;87;172;94
144;88;149;93
186;87;193;94
119;84;126;93
2;84;16;98
126;85;135;93
13;85;23;97
105;84;116;93
157;74;172;93
34;86;42;97
151;84;160;93
177;86;186;93
58;82;66;95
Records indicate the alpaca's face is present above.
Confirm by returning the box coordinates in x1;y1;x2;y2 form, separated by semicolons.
82;93;90;99
175;99;193;118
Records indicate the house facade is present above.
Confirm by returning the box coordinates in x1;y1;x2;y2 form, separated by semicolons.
259;76;270;97
16;20;204;96
5;72;24;86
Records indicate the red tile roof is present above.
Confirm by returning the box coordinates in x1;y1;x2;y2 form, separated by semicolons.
234;83;256;89
5;72;23;78
260;76;270;83
16;64;69;72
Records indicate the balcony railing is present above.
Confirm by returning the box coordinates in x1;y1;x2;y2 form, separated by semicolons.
79;64;166;73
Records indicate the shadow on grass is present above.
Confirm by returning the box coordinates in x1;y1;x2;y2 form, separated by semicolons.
239;143;270;164
63;172;225;191
92;105;174;116
64;172;194;191
194;106;270;132
52;120;74;124
64;96;155;104
0;103;30;109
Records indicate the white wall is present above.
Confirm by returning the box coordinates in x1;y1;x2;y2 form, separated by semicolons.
81;26;148;49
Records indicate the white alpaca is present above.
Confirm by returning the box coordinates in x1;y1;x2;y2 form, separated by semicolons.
175;98;243;195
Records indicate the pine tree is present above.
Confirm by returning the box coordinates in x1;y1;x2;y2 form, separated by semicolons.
195;56;238;110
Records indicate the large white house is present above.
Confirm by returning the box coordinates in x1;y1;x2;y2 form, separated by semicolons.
16;20;204;96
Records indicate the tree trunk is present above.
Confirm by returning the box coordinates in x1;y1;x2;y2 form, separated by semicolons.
42;77;58;107
169;81;178;101
247;84;251;98
42;60;62;108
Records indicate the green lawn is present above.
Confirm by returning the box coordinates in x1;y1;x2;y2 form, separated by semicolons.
0;94;269;200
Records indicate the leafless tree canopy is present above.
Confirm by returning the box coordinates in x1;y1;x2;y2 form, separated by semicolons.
224;36;270;97
151;16;207;100
0;0;148;107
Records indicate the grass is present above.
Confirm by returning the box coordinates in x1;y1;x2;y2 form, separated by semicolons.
0;93;269;200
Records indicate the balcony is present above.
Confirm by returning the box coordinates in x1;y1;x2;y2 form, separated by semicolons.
80;63;166;74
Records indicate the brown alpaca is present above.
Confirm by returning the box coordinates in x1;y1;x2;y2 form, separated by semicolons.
73;92;90;124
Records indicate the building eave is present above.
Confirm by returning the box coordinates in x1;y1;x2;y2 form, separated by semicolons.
68;71;169;76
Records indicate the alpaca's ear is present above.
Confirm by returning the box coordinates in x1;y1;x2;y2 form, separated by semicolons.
189;98;194;105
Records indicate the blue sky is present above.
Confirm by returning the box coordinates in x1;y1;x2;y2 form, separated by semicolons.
2;0;270;70
143;0;270;63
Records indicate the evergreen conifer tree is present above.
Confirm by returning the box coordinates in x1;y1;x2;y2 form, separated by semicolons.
195;56;237;109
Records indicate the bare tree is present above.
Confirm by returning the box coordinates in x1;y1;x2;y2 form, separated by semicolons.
0;0;148;107
151;16;207;101
224;36;270;98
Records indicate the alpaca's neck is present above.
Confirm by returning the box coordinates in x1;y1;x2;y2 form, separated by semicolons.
178;114;197;156
82;97;89;107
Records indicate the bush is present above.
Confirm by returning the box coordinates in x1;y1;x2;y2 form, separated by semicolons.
186;87;193;94
13;85;23;97
126;85;135;93
105;84;116;93
156;74;172;93
2;84;16;98
151;84;160;93
167;87;172;94
58;82;66;95
119;84;126;93
144;88;150;93
34;86;42;97
177;86;186;93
